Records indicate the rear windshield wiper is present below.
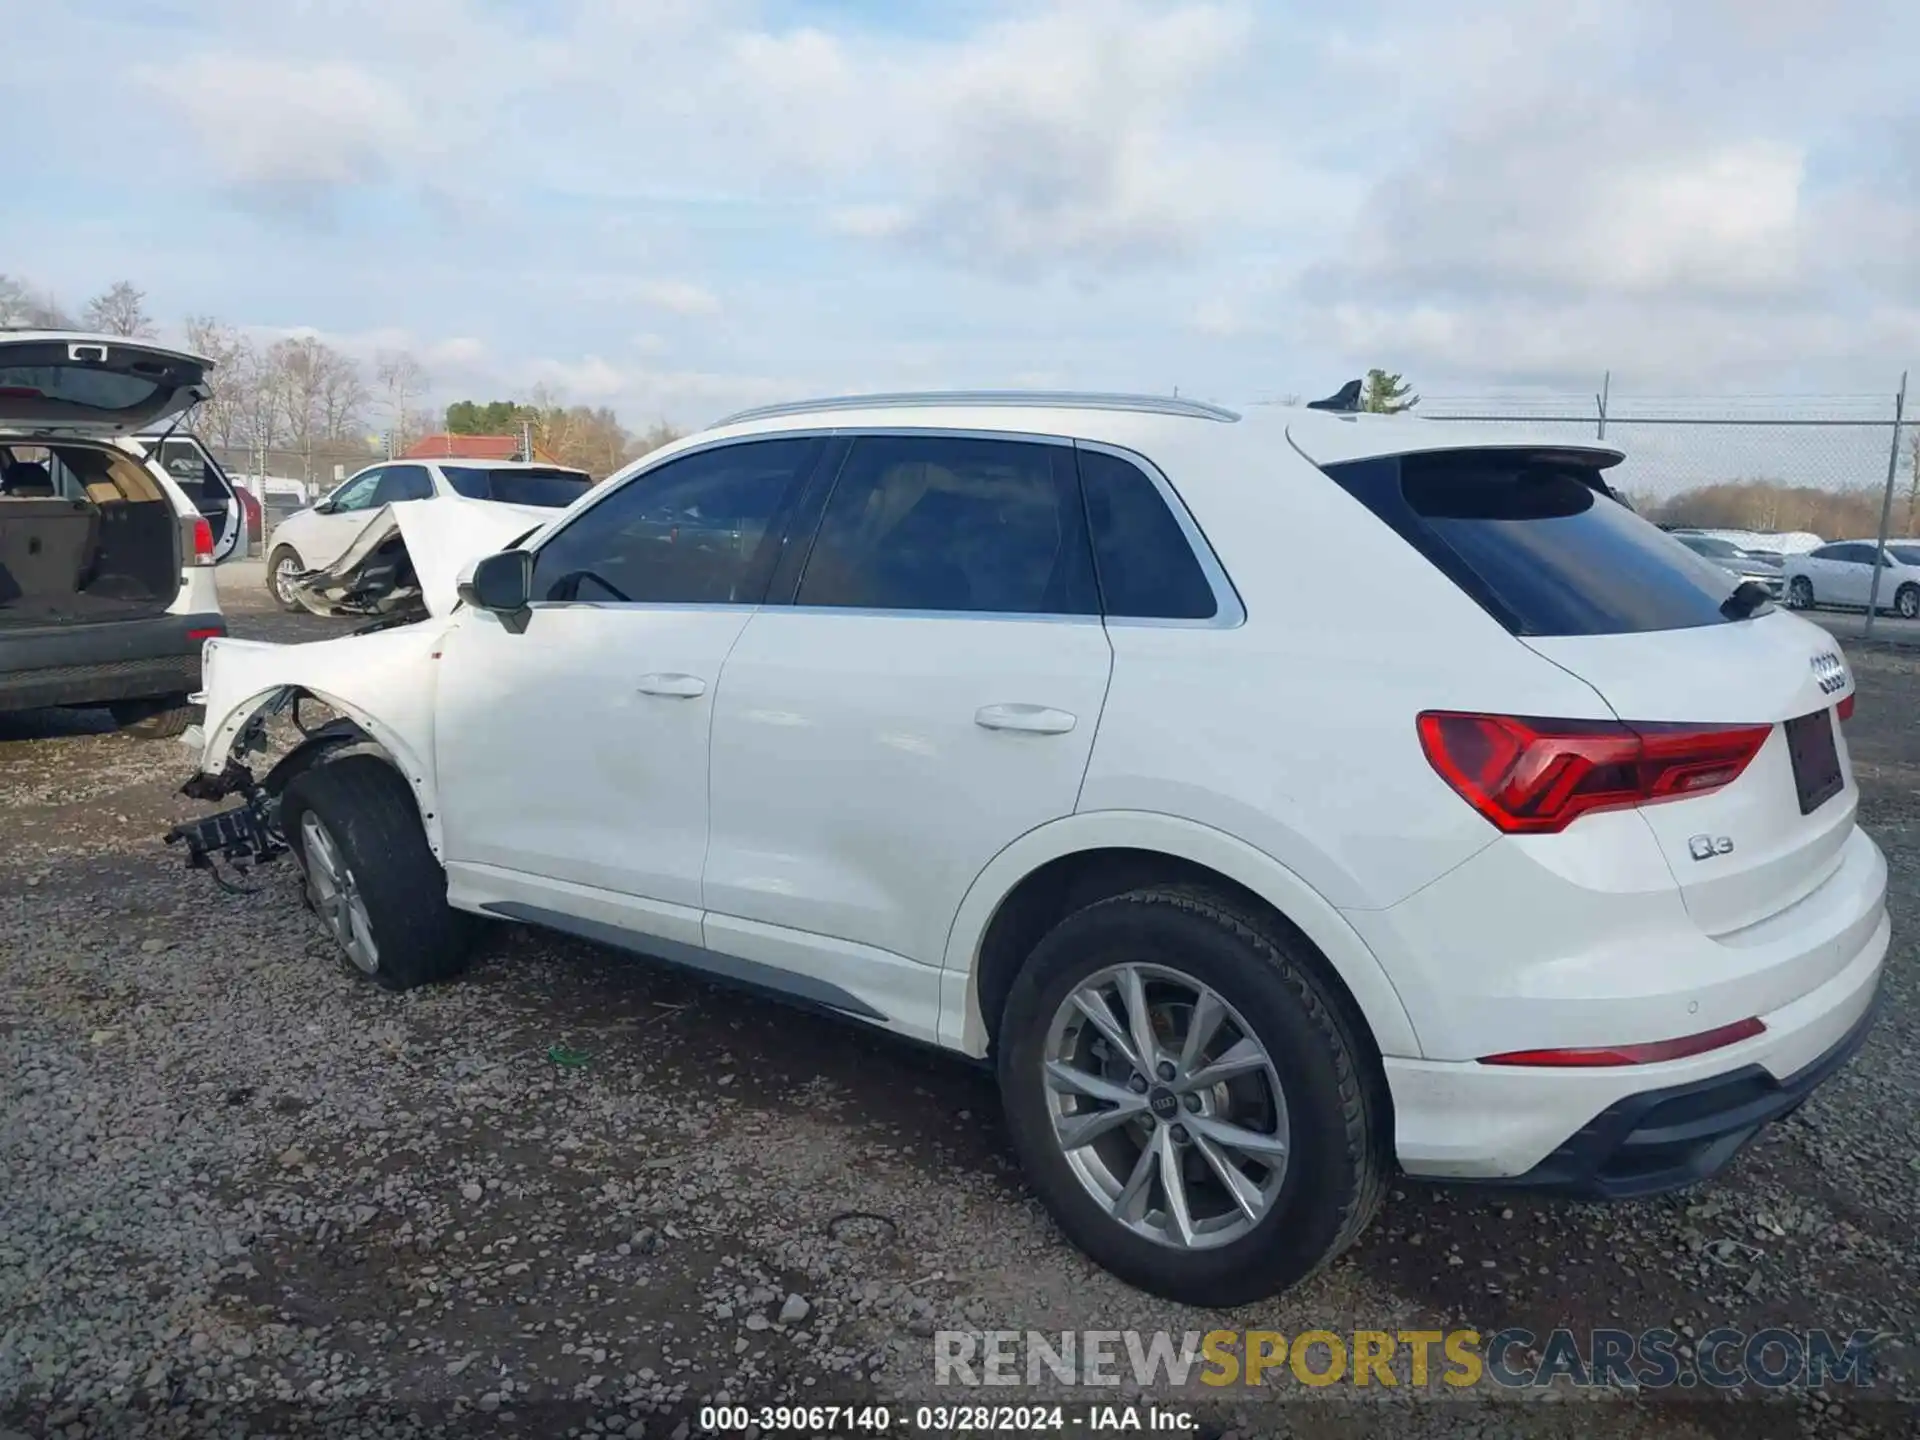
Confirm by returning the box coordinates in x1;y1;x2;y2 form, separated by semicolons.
1721;579;1773;621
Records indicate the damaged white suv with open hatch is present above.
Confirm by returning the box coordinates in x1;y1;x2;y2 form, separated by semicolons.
1;332;241;733
166;387;1888;1306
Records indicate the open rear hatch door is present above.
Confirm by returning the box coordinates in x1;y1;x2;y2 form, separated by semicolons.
134;431;244;563
0;333;210;438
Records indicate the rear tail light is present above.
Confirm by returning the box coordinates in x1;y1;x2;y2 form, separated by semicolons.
1416;711;1772;835
1479;1016;1766;1067
1837;693;1855;722
181;515;215;566
186;626;224;642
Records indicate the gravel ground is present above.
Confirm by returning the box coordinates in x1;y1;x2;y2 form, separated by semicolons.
2;581;1915;1438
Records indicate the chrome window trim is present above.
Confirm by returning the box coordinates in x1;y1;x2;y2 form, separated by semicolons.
1073;439;1246;630
523;425;1241;629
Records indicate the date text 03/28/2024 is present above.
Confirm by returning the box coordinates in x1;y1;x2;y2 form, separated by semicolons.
698;1404;1191;1433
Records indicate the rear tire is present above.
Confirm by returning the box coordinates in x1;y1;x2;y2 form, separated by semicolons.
269;545;307;612
996;885;1389;1307
279;755;475;991
1787;575;1814;610
110;694;197;740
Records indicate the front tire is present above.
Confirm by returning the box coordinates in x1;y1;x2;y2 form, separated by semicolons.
1787;575;1814;610
279;755;475;991
997;886;1388;1307
110;694;197;739
1896;585;1920;620
269;545;307;613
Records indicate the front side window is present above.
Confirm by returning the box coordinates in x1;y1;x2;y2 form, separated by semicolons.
326;470;384;513
529;438;822;604
795;435;1096;615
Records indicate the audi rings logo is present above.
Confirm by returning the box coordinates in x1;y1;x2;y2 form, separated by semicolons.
1811;651;1847;695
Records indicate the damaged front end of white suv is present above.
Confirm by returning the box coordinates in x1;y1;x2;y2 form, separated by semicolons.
163;503;537;885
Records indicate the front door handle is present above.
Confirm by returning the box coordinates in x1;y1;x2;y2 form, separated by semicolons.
975;703;1076;735
636;673;707;698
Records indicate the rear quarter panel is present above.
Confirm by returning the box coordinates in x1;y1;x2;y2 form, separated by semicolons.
1077;423;1619;911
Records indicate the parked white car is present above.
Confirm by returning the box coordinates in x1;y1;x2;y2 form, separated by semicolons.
264;458;592;611
1;332;241;734
1782;540;1920;618
171;390;1886;1305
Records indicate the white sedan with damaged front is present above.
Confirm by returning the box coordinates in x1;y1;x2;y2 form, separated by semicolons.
166;388;1886;1310
263;458;592;616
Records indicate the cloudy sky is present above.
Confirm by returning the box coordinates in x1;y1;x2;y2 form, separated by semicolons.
5;0;1917;429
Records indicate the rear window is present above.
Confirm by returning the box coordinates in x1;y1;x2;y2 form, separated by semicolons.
443;465;591;508
1323;449;1747;637
0;365;160;412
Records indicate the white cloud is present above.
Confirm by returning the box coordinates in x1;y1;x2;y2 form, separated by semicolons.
141;55;422;207
14;0;1919;414
630;281;721;317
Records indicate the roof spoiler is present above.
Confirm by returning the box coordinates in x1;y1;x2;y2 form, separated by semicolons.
1306;379;1364;413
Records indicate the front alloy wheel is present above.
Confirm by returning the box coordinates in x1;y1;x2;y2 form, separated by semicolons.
299;809;380;975
1044;963;1289;1250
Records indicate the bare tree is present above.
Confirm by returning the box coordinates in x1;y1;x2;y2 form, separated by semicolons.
374;350;429;455
317;352;369;445
263;336;367;481
0;273;73;328
81;281;155;337
182;316;256;448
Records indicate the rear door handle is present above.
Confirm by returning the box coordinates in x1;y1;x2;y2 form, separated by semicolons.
636;673;707;698
975;703;1076;735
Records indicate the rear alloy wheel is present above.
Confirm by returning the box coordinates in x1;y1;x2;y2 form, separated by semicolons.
998;886;1388;1307
268;545;307;613
1896;585;1920;620
1787;575;1814;610
279;755;475;991
109;694;198;740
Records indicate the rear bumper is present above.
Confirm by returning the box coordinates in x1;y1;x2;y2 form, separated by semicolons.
1453;980;1880;1198
0;612;223;712
1387;899;1888;1183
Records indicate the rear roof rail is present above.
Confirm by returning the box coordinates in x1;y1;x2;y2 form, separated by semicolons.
714;390;1241;427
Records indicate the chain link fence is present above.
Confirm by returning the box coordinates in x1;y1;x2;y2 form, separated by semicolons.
204;443;377;559
1418;384;1916;541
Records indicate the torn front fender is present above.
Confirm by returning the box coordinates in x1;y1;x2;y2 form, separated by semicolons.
194;619;452;855
290;499;542;619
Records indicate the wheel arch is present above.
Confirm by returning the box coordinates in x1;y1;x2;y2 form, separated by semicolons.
942;812;1424;1067
206;684;444;855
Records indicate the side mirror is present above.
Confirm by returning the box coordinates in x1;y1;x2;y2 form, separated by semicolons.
457;549;533;626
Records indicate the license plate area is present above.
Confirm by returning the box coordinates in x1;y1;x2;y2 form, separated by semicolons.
1784;709;1843;815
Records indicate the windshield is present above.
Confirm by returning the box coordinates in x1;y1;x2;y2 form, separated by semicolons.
1678;535;1740;557
443;465;591;508
1889;546;1920;566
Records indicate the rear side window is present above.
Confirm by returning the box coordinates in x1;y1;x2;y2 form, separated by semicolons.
795;435;1097;615
444;465;592;508
1324;450;1743;636
1077;449;1217;620
376;465;434;504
